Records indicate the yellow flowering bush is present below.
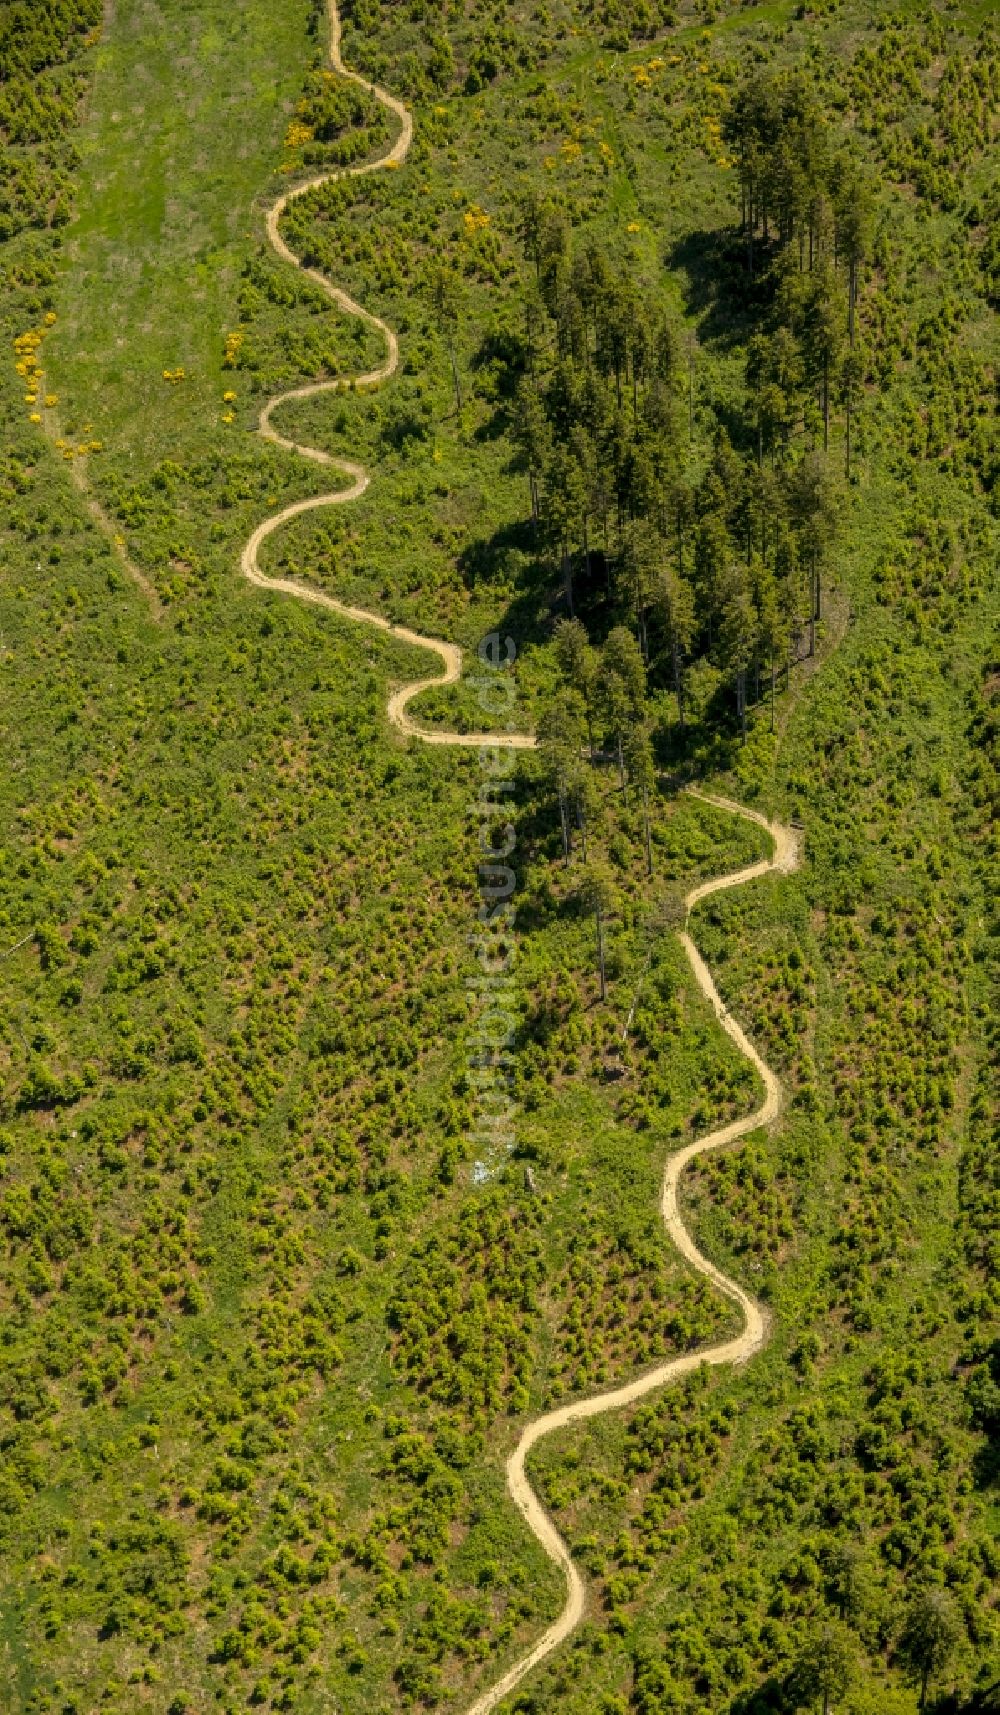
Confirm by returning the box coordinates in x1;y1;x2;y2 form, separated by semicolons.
223;330;244;369
284;120;314;150
462;204;491;236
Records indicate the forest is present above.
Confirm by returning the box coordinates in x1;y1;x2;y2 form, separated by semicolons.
0;0;997;1712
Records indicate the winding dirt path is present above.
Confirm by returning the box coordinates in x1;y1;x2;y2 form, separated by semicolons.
238;13;801;1708
461;789;799;1714
240;0;533;749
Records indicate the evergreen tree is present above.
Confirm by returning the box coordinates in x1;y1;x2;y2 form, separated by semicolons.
803;263;845;451
752;554;788;733
553;617;598;752
538;690;587;864
577;863;616;1000
654;557;696;731
600;626;646;790
833;155;874;346
429;263;463;415
789;1621;857;1715
623;719;657;875
788;452;837;650
897;1586;959;1710
512;378;550;526
718;565;758;742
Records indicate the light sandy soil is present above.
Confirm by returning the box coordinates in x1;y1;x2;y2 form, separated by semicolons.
460;789;800;1714
241;0;533;748
238;14;802;1706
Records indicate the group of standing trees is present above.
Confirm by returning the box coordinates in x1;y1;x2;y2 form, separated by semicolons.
504;70;882;876
724;70;875;466
509;197;843;757
538;617;654;997
503;73;884;995
785;1583;962;1714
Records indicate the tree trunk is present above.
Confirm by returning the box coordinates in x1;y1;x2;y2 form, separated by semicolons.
672;636;685;731
823;354;830;451
577;802;588;864
448;339;462;414
558;791;570;864
617;733;626;796
563;547;574;617
596;907;606;1001
642;784;653;877
849;260;856;346
770;656;776;733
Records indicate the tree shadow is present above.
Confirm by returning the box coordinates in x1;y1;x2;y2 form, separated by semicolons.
472;403;513;443
968;1336;1000;1489
666;227;778;349
933;1685;1000;1715
729;1674;791;1715
469;326;529;442
457;519;562;652
470;326;528;397
457;516;538;588
972;1433;1000;1490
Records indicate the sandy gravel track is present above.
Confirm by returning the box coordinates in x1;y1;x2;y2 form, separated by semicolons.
240;0;533;748
460;788;800;1714
237;12;801;1707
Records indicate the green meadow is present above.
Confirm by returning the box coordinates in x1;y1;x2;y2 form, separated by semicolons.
0;0;996;1709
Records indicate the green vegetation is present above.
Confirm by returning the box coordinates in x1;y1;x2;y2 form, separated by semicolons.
0;0;997;1711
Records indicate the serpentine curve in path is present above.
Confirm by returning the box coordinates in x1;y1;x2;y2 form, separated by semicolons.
462;790;799;1715
237;13;801;1708
240;0;532;749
